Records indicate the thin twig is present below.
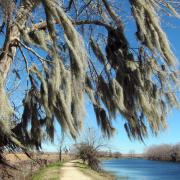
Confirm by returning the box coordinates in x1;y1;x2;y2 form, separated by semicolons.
19;46;29;75
17;40;52;64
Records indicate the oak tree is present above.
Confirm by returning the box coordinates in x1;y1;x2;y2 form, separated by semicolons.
0;0;179;162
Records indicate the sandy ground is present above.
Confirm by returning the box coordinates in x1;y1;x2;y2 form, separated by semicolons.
60;161;92;180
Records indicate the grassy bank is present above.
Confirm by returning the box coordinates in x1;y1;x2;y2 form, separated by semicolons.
75;161;115;180
30;162;62;180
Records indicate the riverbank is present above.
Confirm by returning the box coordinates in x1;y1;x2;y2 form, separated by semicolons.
75;160;115;180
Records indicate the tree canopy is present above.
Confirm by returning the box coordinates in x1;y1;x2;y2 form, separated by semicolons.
0;0;179;160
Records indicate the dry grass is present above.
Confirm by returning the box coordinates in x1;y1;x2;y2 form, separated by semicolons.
0;153;72;179
5;153;29;162
4;153;71;163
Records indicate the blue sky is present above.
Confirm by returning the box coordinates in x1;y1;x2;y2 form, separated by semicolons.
42;14;180;154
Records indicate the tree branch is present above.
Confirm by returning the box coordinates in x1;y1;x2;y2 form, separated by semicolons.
17;40;52;64
27;19;111;34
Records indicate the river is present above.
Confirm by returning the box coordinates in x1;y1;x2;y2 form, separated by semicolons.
102;158;180;180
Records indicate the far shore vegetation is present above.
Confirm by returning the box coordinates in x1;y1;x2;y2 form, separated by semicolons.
144;143;180;162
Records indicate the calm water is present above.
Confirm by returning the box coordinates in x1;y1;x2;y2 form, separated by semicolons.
102;158;180;180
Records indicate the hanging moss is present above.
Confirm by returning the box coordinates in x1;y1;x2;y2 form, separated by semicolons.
130;0;177;66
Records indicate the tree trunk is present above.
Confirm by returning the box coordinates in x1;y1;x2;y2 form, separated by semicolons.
59;148;62;162
0;0;37;143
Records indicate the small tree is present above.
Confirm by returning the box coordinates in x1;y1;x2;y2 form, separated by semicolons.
57;131;70;162
59;132;65;162
76;143;100;170
129;150;135;158
75;128;108;171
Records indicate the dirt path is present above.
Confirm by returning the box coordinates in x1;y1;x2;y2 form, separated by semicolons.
60;161;92;180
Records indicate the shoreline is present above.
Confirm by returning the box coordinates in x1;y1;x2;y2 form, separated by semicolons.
101;156;180;163
74;160;116;180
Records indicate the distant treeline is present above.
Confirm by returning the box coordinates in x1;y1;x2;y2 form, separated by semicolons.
98;151;122;159
144;144;180;162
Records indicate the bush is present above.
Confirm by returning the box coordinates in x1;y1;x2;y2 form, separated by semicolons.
76;143;100;171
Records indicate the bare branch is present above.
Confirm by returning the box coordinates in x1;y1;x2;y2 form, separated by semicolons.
19;46;29;75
